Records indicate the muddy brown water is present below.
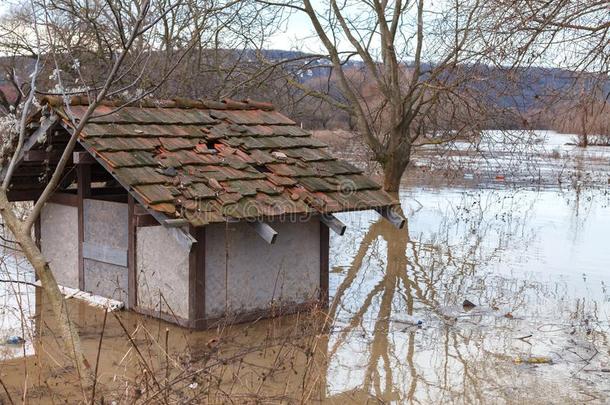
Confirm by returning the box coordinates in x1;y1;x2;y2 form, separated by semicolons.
1;130;610;403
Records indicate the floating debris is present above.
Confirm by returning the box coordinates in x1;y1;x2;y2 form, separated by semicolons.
5;336;25;345
514;356;553;365
34;281;124;311
462;299;476;310
398;315;423;327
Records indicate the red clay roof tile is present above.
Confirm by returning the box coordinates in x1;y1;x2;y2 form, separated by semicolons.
44;96;397;224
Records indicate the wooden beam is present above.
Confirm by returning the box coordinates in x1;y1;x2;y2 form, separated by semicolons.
133;204;149;215
8;165;50;177
320;222;329;306
73;150;97;164
7;190;42;201
188;226;206;329
22;115;57;153
90;187;127;196
48;192;78;207
320;214;346;236
374;206;406;229
247;221;278;244
88;194;128;203
0;115;57;184
77;163;91;291
77;165;91;196
163;218;189;227
127;196;137;309
23;150;64;163
135;213;159;227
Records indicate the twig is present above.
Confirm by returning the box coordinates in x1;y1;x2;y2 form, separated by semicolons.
164;328;169;404
111;312;161;390
0;279;38;287
90;308;108;405
0;375;15;405
515;334;533;340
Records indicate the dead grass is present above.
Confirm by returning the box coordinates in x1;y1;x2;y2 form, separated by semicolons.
0;291;332;404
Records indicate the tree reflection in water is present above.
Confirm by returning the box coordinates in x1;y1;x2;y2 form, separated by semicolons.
1;187;609;403
325;187;610;403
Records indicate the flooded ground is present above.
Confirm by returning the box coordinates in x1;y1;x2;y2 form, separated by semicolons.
328;185;610;403
1;130;610;403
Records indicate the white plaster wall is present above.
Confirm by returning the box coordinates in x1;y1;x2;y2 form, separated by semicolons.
205;218;320;319
83;199;128;301
136;226;190;319
41;202;79;289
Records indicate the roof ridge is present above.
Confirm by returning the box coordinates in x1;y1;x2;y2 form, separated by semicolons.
40;95;276;111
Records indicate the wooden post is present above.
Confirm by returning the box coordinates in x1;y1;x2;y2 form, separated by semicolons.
127;195;137;309
73;151;97;164
77;163;91;291
188;226;206;329
319;221;330;306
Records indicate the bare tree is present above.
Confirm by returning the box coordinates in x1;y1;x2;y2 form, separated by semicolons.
499;0;609;74
251;0;516;191
0;0;258;391
495;0;610;144
0;0;165;386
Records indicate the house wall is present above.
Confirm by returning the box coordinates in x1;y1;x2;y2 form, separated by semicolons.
204;217;321;320
41;199;323;327
83;199;128;301
136;225;190;320
41;202;79;289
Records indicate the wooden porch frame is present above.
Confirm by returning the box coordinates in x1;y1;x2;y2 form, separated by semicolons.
189;226;206;329
49;192;78;206
320;221;330;306
76;163;91;291
127;195;137;310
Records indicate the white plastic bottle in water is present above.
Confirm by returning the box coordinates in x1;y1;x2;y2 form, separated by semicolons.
402;315;423;326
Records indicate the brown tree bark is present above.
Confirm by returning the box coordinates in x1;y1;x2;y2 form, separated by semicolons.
382;155;410;192
288;0;484;193
0;191;91;382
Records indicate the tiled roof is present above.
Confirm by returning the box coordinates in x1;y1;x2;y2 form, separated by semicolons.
43;96;397;226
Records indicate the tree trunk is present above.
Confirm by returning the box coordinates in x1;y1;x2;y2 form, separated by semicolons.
0;191;91;385
382;154;410;192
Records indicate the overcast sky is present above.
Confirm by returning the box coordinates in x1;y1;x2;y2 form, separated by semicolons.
0;2;578;70
265;9;322;52
0;2;326;51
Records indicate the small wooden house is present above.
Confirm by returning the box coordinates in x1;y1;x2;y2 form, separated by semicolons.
3;96;402;328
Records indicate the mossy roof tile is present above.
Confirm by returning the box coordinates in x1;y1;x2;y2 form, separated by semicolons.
43;96;397;224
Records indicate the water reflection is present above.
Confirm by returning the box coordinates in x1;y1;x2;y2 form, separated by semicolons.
0;254;36;360
1;185;609;403
328;186;610;403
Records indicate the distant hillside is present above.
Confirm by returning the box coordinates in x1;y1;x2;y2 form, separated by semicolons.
258;50;609;109
1;50;608;131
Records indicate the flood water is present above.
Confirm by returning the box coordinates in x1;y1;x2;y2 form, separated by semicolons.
328;185;610;403
1;131;610;403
